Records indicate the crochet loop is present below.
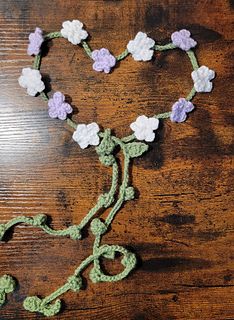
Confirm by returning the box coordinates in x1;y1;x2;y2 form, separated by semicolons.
89;245;137;283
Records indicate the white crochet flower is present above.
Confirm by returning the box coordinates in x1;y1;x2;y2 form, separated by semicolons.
61;20;88;45
18;67;45;96
127;32;155;61
130;115;159;142
191;65;215;92
73;123;100;149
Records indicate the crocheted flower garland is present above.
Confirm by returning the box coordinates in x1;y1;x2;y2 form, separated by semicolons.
0;20;215;317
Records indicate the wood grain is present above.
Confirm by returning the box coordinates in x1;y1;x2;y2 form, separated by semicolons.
0;0;233;319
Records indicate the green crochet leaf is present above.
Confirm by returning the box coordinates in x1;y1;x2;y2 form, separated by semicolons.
42;299;61;317
0;275;16;294
125;142;149;158
23;296;61;317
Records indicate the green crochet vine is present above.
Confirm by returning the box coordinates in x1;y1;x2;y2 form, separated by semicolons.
0;128;148;317
0;27;203;317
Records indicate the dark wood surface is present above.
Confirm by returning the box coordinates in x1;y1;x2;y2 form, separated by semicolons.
0;1;233;319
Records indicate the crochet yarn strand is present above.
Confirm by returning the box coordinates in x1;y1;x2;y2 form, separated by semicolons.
154;43;176;51
116;49;129;61
81;40;93;58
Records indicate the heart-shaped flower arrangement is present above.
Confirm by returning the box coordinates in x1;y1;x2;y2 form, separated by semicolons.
0;20;215;317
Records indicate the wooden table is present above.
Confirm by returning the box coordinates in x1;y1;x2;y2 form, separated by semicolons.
0;1;233;319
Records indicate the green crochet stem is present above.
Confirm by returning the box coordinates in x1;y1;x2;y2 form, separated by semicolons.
45;31;62;40
0;31;201;317
22;138;137;317
154;43;176;51
105;137;131;226
116;48;129;61
81;40;92;58
23;243;136;317
187;50;199;70
0;157;119;241
1;128;146;316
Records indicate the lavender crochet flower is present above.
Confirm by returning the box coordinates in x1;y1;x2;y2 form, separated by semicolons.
170;98;194;123
48;92;73;120
91;48;116;73
27;27;44;56
171;29;197;51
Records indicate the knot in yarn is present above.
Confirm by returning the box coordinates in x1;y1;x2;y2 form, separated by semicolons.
68;225;82;240
0;275;16;294
124;187;135;201
0;224;6;241
98;193;115;208
67;275;82;292
99;154;115;166
32;214;47;226
90;218;107;236
89;267;102;283
96;129;116;156
121;252;137;269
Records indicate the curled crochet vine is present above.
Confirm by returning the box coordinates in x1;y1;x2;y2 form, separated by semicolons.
0;129;146;317
1;20;215;317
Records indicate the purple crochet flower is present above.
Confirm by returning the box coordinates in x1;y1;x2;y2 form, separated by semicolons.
91;48;116;73
48;92;73;120
170;98;195;123
27;27;44;56
171;29;197;51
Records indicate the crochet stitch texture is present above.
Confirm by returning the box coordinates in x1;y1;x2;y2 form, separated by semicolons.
0;19;215;317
